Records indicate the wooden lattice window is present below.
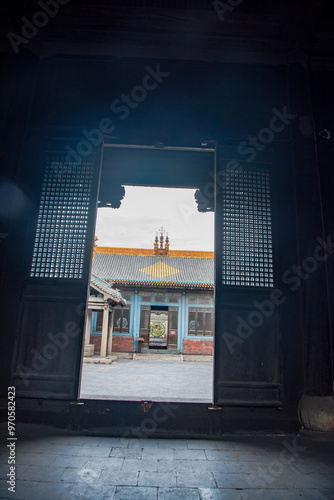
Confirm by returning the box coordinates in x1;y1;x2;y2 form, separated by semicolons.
188;307;213;336
113;306;131;333
30;159;94;279
221;166;274;287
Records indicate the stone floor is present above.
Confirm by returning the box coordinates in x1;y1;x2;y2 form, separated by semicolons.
0;424;334;499
80;358;213;402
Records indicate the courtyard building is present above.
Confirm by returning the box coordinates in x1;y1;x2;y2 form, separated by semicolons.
90;229;214;355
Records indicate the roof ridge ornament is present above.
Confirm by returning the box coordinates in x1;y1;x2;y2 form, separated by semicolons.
154;227;169;256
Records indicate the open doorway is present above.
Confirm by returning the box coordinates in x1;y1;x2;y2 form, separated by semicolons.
79;144;215;401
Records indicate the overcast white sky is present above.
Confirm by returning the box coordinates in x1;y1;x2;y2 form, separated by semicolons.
95;186;214;251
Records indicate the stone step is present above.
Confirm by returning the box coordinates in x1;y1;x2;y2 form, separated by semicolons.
133;353;213;362
83;355;118;364
182;355;213;362
139;349;179;354
133;353;181;361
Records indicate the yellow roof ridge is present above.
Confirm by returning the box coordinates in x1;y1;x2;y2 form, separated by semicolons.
94;246;214;259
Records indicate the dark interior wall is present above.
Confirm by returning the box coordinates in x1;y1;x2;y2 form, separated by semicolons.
311;68;334;392
28;56;288;145
0;51;41;398
0;50;312;415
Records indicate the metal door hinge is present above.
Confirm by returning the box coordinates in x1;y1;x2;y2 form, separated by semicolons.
141;401;152;413
208;404;223;411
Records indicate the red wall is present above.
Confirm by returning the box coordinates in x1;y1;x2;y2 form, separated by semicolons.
182;338;213;355
90;335;135;353
91;335;212;355
112;336;134;353
90;334;101;354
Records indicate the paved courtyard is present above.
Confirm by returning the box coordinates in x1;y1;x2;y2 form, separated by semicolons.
0;423;334;500
80;358;213;402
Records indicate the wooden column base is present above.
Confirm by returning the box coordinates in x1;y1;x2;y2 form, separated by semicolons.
84;344;95;357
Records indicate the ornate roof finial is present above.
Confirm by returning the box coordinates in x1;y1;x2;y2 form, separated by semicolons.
154;233;159;253
165;233;170;256
154;227;169;256
159;228;164;249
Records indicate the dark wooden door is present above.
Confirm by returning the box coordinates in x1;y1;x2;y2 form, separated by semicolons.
12;139;102;399
213;146;282;406
139;305;150;348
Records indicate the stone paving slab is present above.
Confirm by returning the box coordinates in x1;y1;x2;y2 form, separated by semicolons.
177;471;216;488
199;489;242;500
159;487;201;500
239;490;330;500
114;485;157;499
80;359;213;401
0;424;333;500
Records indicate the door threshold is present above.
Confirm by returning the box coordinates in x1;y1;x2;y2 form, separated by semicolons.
140;349;179;354
80;395;212;403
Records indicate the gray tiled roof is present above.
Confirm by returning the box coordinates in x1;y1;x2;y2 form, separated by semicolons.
90;273;126;304
92;254;214;288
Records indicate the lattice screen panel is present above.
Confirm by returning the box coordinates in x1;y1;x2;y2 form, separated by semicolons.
221;166;274;287
30;158;94;279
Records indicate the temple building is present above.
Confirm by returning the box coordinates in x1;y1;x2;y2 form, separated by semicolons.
89;229;214;355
